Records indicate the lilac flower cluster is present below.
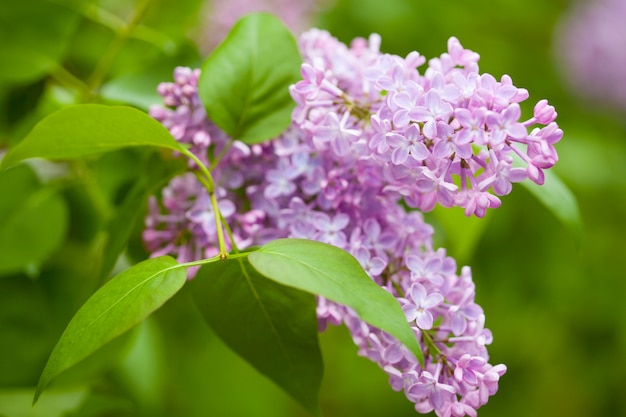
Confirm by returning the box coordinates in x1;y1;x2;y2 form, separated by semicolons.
554;0;626;112
145;30;561;415
292;30;560;217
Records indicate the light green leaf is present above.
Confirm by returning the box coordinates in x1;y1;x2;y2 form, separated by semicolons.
0;165;67;276
521;170;583;243
1;105;183;170
248;238;424;365
198;13;302;144
34;256;186;403
191;258;323;416
0;387;87;417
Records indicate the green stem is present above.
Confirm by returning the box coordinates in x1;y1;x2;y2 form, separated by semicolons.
209;139;235;171
221;215;240;254
82;3;174;54
182;148;229;259
69;160;113;220
178;251;250;269
84;0;153;100
50;64;88;94
181;148;214;192
420;327;451;371
210;192;228;260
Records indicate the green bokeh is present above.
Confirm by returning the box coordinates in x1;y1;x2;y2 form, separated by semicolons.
1;0;624;416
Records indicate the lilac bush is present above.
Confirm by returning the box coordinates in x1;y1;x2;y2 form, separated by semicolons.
145;29;561;416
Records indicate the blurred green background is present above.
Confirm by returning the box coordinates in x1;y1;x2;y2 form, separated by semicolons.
1;0;625;416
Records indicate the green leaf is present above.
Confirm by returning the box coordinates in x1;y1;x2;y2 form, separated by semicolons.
191;258;323;416
115;317;166;415
0;165;68;276
430;206;490;265
34;256;186;403
97;151;185;280
0;387;87;417
198;13;302;144
248;238;424;365
1;105;183;170
521;170;583;243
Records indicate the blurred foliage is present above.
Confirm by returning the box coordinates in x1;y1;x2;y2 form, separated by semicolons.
0;0;625;416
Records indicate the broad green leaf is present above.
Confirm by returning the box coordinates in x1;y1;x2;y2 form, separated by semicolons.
521;170;583;243
191;258;323;416
34;256;186;402
198;13;302;144
0;165;68;276
1;105;183;170
248;238;424;365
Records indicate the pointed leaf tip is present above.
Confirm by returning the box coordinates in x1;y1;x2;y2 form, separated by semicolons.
34;256;186;403
1;104;183;171
198;13;302;144
248;238;424;365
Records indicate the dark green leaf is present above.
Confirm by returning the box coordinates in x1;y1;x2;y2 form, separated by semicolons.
248;238;424;365
0;165;68;276
97;151;185;280
34;256;186;402
198;13;301;143
1;105;183;170
191;258;323;416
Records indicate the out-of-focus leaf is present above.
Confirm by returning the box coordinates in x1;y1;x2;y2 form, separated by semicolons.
248;238;424;365
97;151;185;280
0;165;67;276
198;13;301;143
0;0;86;83
191;258;323;416
115;317;166;416
521;170;583;243
431;206;491;265
0;387;87;417
1;105;183;170
141;0;206;39
34;256;186;402
101;41;202;111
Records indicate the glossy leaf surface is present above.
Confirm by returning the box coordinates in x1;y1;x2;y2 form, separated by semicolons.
198;13;301;143
248;238;423;364
34;256;186;402
1;105;183;170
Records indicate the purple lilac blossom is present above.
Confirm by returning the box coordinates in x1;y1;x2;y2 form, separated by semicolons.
144;30;562;416
554;0;626;112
